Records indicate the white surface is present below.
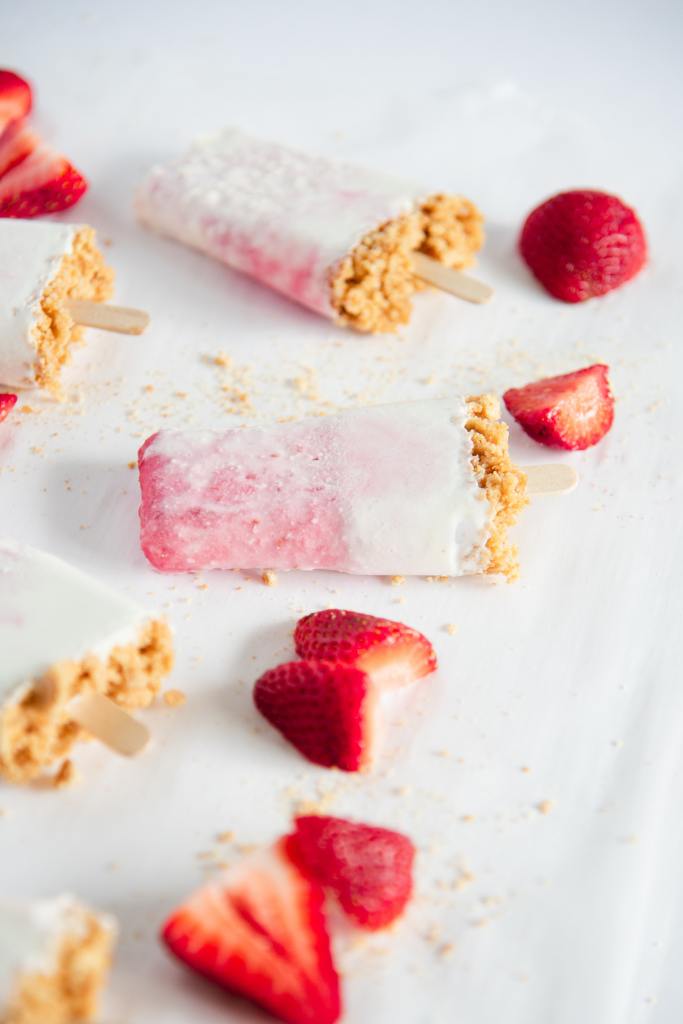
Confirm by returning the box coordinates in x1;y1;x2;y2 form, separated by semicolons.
0;540;150;705
0;219;77;388
139;398;490;575
1;2;682;1022
136;127;423;319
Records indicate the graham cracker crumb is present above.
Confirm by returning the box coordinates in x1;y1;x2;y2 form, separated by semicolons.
461;814;476;824
34;226;114;395
214;351;232;368
163;689;187;708
127;460;136;469
390;575;406;586
217;830;235;844
261;569;278;587
330;193;483;333
537;799;554;815
466;394;528;580
52;760;77;789
445;623;459;635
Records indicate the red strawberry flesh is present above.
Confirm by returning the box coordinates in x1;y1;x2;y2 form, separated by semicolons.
504;364;614;451
253;660;373;771
294;609;437;689
0;70;32;135
0;394;17;423
519;189;646;302
292;815;415;930
161;836;341;1024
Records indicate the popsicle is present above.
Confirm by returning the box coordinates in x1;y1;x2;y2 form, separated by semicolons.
0;894;116;1024
0;220;149;395
138;394;528;580
0;541;173;784
135;128;486;333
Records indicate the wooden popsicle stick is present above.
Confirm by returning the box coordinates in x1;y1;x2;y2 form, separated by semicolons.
66;300;150;335
70;692;150;757
412;251;493;305
523;464;578;496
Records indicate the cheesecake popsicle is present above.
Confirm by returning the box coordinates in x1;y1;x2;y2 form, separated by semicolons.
0;541;173;784
0;220;113;393
138;395;527;580
0;895;116;1024
136;128;484;333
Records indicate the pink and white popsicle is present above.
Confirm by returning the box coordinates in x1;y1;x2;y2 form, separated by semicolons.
138;396;527;580
135;129;484;334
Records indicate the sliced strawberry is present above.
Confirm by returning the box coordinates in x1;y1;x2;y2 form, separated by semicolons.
294;609;437;690
162;836;341;1024
253;660;373;771
504;364;614;451
292;816;415;931
0;394;17;423
0;140;87;218
0;121;37;178
0;71;32;136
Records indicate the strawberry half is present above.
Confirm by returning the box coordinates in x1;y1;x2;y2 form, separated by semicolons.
0;138;87;218
504;364;614;451
253;660;373;771
0;70;32;136
292;816;415;931
162;836;341;1024
519;189;647;302
0;394;17;423
294;609;437;690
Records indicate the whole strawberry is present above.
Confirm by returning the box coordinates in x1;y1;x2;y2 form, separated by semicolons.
519;190;646;302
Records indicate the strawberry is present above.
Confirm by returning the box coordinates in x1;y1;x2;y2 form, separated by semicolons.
519;189;647;302
253;660;373;771
0;139;87;218
294;609;437;690
504;364;614;450
162;836;341;1024
0;394;17;423
292;816;415;931
0;71;32;136
0;121;38;178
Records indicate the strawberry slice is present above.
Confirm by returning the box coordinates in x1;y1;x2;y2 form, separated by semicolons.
0;139;87;218
0;394;17;423
0;121;37;178
503;364;614;451
292;816;415;931
294;609;437;689
0;70;32;136
253;660;373;771
162;836;341;1024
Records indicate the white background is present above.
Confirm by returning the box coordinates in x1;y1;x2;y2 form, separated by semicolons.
2;1;682;1021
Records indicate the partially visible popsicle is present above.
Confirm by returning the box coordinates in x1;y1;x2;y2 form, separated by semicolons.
0;894;116;1024
138;395;527;580
0;541;173;784
0;220;113;392
136;128;484;333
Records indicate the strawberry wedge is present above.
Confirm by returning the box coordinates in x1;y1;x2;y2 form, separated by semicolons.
162;836;341;1024
0;135;87;218
0;70;32;136
504;364;614;451
292;816;415;930
0;394;17;423
294;609;437;689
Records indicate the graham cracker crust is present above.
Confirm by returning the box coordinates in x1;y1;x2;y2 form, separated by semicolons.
0;619;173;785
331;193;484;333
6;913;115;1024
466;394;528;580
33;226;114;395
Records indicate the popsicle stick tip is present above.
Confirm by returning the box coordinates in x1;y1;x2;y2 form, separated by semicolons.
412;251;493;305
523;463;578;496
70;692;150;757
66;300;150;335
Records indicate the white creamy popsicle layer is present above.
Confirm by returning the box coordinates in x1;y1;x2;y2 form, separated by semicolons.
0;895;116;1024
136;128;484;333
0;541;173;784
138;395;527;579
0;220;113;393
